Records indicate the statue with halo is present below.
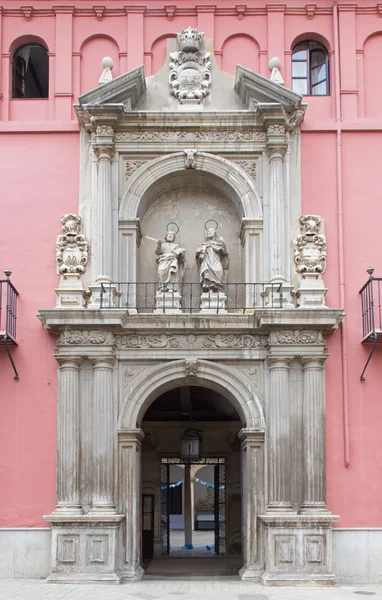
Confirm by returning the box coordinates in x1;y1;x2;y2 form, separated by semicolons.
195;221;229;312
154;223;185;313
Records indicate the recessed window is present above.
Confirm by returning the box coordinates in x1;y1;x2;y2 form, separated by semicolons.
12;44;49;98
292;41;329;96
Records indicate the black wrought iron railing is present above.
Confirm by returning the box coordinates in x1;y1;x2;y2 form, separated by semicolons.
359;269;382;381
360;274;382;342
0;272;18;343
100;282;283;312
0;270;19;380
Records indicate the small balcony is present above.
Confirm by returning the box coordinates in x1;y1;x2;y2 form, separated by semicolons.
99;282;283;313
360;273;382;343
0;271;18;345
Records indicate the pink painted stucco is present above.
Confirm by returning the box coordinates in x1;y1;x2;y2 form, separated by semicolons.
0;1;382;529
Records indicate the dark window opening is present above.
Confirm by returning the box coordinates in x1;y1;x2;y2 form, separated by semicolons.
162;483;183;515
292;41;329;96
12;44;49;98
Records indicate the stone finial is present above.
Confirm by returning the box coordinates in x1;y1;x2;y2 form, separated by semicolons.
294;215;326;274
56;214;89;275
294;215;328;308
55;215;89;308
269;57;284;85
98;56;114;86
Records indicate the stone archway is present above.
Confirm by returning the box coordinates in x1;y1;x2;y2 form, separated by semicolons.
118;151;263;286
117;359;265;580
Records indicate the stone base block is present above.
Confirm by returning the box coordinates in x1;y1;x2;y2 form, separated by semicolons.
239;565;262;581
263;280;294;308
259;514;339;587
88;282;117;309
154;291;182;314
200;292;227;313
44;513;129;584
296;274;328;309
55;274;86;308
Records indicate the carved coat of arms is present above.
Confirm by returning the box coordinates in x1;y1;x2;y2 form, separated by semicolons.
169;27;211;103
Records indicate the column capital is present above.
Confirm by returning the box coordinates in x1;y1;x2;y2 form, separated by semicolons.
118;428;145;443
267;356;293;369
94;145;114;160
91;356;115;369
238;428;265;445
301;356;326;370
56;356;83;369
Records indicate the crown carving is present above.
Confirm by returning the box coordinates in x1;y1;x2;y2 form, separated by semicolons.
177;27;204;52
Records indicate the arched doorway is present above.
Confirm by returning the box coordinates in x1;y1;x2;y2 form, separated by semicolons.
141;385;241;570
118;359;265;580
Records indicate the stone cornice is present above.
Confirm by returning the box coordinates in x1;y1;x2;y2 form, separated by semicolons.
38;307;344;333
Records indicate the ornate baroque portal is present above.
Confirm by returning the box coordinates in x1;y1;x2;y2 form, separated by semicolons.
39;29;344;585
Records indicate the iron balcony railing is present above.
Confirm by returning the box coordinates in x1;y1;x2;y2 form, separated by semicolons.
360;275;382;342
100;282;283;313
0;272;18;343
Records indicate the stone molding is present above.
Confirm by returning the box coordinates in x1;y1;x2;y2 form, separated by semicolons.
119;358;265;430
270;330;324;345
114;130;267;143
58;330;115;345
115;333;268;350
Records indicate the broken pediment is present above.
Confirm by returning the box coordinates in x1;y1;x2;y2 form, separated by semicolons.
235;65;304;109
76;65;146;110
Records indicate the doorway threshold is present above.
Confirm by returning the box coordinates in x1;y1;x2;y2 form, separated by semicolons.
143;557;241;579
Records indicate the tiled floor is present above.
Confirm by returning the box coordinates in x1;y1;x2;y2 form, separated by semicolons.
0;579;381;600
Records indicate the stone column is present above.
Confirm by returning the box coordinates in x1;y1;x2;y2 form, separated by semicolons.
191;477;195;531
184;464;192;546
266;125;292;306
95;147;113;283
239;429;265;580
90;357;116;513
267;357;294;512
301;358;328;513
55;357;82;514
119;429;145;579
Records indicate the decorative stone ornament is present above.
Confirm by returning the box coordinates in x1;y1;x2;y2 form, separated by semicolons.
98;56;114;85
269;57;284;86
169;27;211;104
55;215;89;309
294;215;328;308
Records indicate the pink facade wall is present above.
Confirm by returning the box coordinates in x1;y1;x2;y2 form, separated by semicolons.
1;1;382;528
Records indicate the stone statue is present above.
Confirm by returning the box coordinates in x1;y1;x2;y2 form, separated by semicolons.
155;225;186;292
195;222;229;293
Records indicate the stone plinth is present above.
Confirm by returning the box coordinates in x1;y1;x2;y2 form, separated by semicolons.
44;514;128;584
200;292;227;313
296;274;328;309
259;514;339;586
55;274;87;309
154;291;182;314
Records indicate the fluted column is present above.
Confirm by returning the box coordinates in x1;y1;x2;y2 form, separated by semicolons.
267;357;293;512
95;147;113;283
56;357;82;513
90;357;116;513
301;358;328;513
268;147;286;281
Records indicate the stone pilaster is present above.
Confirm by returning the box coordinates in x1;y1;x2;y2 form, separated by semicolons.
265;125;293;306
90;357;116;513
267;357;294;512
55;357;82;514
118;429;145;580
301;357;328;513
95;147;114;283
239;429;265;581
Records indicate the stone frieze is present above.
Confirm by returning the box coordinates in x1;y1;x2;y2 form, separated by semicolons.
115;130;267;143
58;330;115;345
270;330;324;345
115;333;268;350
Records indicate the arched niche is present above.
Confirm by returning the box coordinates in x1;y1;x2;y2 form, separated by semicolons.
80;35;120;95
150;34;177;75
363;32;382;117
118;359;265;431
221;34;260;75
118;152;263;286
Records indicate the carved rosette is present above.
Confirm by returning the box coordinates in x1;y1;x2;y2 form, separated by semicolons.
56;214;89;275
169;27;211;103
294;215;326;275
